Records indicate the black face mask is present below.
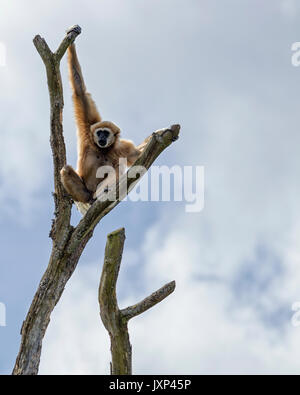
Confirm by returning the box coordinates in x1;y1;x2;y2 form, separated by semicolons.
97;129;110;147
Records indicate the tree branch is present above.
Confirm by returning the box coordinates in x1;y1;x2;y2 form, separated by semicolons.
55;25;82;61
99;228;131;375
99;228;176;375
120;281;176;321
99;228;125;321
13;25;82;376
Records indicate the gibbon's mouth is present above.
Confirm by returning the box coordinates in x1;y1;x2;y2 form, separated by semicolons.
98;139;107;147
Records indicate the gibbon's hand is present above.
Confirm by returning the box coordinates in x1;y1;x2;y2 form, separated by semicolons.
66;25;82;35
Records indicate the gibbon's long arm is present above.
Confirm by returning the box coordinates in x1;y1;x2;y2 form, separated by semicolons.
67;43;101;146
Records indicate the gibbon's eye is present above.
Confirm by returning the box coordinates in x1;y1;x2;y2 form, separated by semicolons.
96;129;110;138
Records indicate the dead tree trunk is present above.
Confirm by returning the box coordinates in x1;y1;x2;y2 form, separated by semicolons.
99;228;175;375
12;26;180;375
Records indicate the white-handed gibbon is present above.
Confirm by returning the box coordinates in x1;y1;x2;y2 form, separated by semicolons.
60;39;147;205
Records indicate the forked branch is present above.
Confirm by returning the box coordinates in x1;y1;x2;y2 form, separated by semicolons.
99;228;176;375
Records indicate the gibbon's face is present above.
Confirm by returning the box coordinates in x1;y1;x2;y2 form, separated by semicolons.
94;127;115;148
91;121;120;149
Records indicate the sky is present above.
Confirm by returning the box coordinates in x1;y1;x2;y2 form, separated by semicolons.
1;0;300;375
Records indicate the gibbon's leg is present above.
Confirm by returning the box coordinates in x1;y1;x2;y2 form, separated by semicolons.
60;165;92;203
136;135;152;152
117;138;150;167
125;135;152;166
126;149;142;166
67;43;101;142
135;126;179;154
116;140;140;167
121;127;178;168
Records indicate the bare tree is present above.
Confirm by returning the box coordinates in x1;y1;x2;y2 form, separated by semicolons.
12;25;180;375
99;228;175;374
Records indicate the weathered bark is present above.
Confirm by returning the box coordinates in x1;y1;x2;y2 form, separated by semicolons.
12;25;81;376
99;228;176;375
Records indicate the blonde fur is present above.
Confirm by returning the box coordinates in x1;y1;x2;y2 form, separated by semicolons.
60;43;142;204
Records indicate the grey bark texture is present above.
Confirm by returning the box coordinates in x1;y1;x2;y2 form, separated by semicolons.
12;26;180;376
99;228;176;375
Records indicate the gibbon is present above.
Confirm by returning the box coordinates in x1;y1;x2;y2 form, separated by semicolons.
60;41;146;204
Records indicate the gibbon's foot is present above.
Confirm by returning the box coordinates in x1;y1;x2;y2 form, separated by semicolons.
60;165;92;203
66;25;82;35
